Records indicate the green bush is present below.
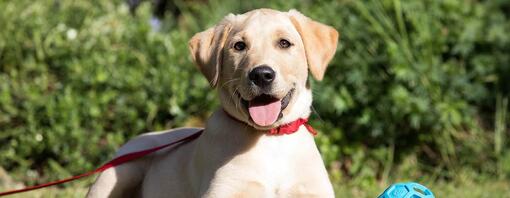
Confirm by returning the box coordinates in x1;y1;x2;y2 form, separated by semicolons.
0;0;215;184
310;0;510;184
0;0;509;187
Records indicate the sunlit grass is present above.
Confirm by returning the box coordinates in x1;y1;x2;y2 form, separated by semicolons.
2;177;509;198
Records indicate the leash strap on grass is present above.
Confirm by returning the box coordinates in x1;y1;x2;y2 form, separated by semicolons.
0;130;204;197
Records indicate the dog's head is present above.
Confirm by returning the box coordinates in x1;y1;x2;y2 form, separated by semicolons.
189;9;338;130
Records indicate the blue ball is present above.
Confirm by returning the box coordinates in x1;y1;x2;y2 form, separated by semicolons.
378;182;434;198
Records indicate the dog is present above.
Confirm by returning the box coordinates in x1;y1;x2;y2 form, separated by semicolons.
87;8;338;197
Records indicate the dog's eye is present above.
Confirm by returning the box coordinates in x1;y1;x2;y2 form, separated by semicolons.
234;41;247;51
278;39;292;49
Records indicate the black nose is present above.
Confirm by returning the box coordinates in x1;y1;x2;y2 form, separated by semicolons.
249;66;275;87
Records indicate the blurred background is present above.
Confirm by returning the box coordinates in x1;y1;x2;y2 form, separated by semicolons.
0;0;509;197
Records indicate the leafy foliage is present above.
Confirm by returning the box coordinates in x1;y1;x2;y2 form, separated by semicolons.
0;0;509;188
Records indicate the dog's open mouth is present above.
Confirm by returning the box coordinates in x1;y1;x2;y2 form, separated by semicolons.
239;88;294;126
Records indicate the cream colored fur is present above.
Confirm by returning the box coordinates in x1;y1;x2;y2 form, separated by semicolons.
87;8;338;198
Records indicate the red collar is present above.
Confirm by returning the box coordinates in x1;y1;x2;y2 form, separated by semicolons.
268;118;317;136
224;110;317;136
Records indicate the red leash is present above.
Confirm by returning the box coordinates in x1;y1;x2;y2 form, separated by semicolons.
0;130;204;197
0;116;316;197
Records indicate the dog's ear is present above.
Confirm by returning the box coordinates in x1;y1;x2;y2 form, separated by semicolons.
288;10;339;81
189;23;232;87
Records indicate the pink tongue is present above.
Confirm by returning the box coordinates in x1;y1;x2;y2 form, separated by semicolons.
248;100;282;126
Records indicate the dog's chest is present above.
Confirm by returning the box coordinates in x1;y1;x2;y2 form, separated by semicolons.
201;130;332;197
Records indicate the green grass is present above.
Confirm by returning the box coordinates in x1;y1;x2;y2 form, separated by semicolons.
2;177;509;197
335;180;510;198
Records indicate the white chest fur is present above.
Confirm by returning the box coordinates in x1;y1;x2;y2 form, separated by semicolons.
188;112;334;197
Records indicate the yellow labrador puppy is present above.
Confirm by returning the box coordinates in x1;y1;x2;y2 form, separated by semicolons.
87;8;338;198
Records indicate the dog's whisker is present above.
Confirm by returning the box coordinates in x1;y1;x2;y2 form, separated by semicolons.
223;79;243;112
310;104;324;124
230;87;241;111
230;87;238;101
220;78;240;89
